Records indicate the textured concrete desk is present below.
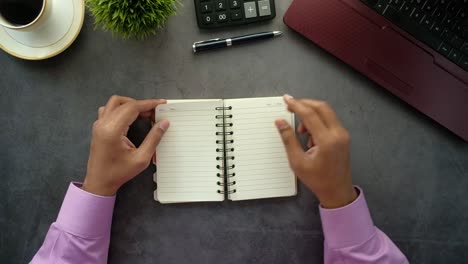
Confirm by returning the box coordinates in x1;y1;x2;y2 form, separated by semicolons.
1;1;467;263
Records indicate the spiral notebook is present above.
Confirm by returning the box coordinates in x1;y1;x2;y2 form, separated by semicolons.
153;97;297;203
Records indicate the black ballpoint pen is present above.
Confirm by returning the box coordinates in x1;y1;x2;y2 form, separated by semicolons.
192;31;282;53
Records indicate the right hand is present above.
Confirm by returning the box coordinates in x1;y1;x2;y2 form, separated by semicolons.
275;95;357;209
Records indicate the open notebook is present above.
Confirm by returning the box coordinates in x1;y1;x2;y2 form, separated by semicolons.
154;97;296;203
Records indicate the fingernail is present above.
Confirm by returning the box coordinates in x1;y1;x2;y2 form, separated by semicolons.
283;94;294;103
158;120;170;132
275;119;289;130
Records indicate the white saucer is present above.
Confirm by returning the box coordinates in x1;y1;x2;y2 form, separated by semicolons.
0;0;85;60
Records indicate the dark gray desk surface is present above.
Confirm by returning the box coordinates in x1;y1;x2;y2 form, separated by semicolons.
1;0;468;263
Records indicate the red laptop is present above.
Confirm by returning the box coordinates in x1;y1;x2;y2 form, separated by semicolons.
284;0;468;141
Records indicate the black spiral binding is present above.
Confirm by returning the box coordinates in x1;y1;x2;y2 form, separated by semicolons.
215;106;237;195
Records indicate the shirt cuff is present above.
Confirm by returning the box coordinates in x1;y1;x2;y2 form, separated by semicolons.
319;186;375;249
56;182;116;238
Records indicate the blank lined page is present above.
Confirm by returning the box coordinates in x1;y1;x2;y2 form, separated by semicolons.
155;100;224;203
225;97;296;201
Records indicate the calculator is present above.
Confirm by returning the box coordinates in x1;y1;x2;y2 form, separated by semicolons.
194;0;276;29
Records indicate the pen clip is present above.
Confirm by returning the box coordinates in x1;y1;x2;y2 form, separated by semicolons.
194;38;221;45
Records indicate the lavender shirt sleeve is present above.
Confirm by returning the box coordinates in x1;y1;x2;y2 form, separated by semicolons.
320;187;409;264
31;184;407;264
30;183;115;264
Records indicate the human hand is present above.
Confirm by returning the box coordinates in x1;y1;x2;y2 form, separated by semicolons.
276;95;357;208
82;96;170;196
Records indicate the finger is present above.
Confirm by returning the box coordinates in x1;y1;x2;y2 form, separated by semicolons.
275;119;304;168
111;99;167;129
137;120;170;159
138;109;158;121
296;122;315;147
98;106;105;119
139;111;153;119
123;126;129;136
103;95;135;116
306;145;318;156
299;125;316;148
151;109;156;123
283;95;328;139
297;123;307;134
298;99;342;129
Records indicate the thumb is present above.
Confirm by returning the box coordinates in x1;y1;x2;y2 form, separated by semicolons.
138;119;170;159
275;119;304;168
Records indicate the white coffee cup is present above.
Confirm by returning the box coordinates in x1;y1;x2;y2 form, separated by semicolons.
0;0;47;30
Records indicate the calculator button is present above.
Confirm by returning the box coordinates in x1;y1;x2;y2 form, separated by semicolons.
230;0;241;9
244;2;257;18
200;3;213;13
202;14;214;24
215;0;227;11
258;0;271;17
230;10;242;20
216;12;228;23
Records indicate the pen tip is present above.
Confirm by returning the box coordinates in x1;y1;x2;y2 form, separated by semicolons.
273;31;283;36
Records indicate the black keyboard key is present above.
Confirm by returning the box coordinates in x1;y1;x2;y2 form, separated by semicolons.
454;23;463;35
422;16;434;29
441;28;455;40
432;23;443;35
459;56;468;70
374;0;388;14
411;0;425;8
439;42;452;56
443;16;456;28
402;3;413;16
458;10;467;19
461;42;468;54
450;35;464;48
423;2;435;14
391;0;403;8
433;8;446;23
449;49;462;62
411;10;424;22
439;0;448;5
447;2;461;15
451;17;462;30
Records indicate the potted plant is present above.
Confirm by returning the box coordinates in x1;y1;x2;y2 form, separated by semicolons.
86;0;178;40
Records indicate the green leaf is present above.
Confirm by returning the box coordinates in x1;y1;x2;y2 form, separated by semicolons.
85;0;179;40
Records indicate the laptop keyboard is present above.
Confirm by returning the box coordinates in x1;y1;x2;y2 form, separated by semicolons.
361;0;468;71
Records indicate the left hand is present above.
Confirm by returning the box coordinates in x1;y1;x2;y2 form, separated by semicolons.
82;95;169;196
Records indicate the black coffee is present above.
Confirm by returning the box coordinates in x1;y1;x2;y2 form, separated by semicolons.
0;0;43;26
